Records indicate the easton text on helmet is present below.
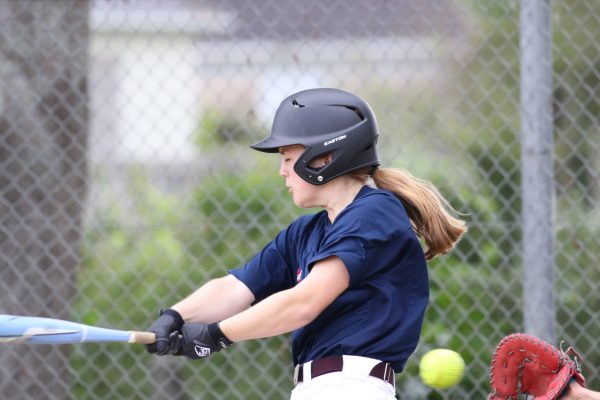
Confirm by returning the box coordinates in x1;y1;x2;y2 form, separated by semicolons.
324;134;347;146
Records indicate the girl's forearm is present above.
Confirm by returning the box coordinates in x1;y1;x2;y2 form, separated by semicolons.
218;286;318;341
172;275;254;323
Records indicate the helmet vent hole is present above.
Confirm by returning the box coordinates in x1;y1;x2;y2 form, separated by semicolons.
343;106;365;120
292;99;305;108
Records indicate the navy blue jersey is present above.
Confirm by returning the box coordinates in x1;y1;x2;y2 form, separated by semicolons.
229;185;429;372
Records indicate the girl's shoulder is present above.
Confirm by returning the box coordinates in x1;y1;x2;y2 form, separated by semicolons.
286;210;328;234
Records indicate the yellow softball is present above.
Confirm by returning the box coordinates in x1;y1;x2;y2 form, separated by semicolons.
419;349;465;389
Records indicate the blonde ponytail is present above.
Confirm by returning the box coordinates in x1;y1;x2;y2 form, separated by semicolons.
370;168;467;260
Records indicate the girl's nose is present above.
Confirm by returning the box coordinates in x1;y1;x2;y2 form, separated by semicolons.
279;160;287;177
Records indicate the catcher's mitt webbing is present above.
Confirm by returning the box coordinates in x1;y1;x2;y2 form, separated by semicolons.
488;333;585;400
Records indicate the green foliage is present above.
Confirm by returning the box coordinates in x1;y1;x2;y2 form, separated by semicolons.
70;167;194;398
193;108;261;151
553;2;600;208
556;219;600;385
185;165;301;269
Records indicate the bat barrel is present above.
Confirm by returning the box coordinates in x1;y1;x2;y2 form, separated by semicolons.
0;315;151;344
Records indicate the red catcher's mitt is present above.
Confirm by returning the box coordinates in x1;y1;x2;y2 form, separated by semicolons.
488;333;585;400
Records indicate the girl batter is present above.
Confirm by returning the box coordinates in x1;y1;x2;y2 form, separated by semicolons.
146;88;467;399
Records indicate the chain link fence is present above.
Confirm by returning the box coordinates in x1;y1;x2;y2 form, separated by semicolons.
1;0;599;398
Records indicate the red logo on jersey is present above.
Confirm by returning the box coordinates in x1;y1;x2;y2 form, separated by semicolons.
296;267;302;283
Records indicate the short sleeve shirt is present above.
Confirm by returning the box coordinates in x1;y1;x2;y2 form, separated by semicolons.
229;185;429;372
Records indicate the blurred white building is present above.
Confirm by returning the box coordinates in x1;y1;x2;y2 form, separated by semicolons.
88;0;469;165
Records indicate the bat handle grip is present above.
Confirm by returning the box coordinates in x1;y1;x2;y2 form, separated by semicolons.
129;331;156;344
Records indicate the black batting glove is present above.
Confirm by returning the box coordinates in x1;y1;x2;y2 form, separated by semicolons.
168;322;232;359
145;309;184;355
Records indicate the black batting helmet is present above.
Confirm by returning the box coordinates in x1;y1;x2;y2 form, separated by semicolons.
250;88;380;185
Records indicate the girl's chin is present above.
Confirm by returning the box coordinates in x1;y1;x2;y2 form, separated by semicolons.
292;195;306;208
293;199;317;209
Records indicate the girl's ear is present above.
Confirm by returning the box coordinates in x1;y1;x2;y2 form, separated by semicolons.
309;152;333;169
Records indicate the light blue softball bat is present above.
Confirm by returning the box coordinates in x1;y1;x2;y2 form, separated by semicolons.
0;314;155;344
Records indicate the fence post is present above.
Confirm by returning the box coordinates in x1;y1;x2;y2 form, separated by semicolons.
520;0;555;343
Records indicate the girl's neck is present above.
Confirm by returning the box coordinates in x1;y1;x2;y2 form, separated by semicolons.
323;179;365;223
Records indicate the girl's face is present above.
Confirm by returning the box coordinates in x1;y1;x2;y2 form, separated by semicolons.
279;145;322;208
